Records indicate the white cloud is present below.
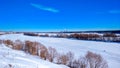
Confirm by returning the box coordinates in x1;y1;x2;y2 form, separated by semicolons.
30;3;59;13
108;10;120;14
96;10;120;14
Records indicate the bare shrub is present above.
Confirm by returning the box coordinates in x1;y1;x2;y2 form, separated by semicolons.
39;43;48;60
31;41;39;55
56;53;69;65
66;51;74;67
0;39;3;44
3;40;13;47
72;59;80;68
25;40;48;59
13;40;23;50
47;46;57;62
25;41;38;55
71;51;108;68
56;53;61;64
85;51;108;68
25;40;32;53
71;57;88;68
79;57;88;68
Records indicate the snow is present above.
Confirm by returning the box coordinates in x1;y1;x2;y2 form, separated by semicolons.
0;40;69;67
37;32;105;36
0;34;120;68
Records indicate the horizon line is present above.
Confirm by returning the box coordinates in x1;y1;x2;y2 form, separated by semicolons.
0;29;120;32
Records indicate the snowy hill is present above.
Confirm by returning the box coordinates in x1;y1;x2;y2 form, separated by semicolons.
0;44;69;68
0;34;120;68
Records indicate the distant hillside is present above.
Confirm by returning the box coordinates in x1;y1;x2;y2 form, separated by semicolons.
60;30;120;34
33;30;120;34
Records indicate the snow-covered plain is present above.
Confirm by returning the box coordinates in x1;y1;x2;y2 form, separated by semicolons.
0;34;120;68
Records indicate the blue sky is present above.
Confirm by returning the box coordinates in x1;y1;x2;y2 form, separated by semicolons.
0;0;120;32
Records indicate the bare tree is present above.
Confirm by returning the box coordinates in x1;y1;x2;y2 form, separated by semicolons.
31;41;39;55
72;59;80;68
25;41;40;55
47;46;57;62
85;51;108;68
0;39;3;44
25;41;32;53
57;53;69;65
71;57;88;68
39;44;48;60
3;40;13;46
56;53;61;64
66;51;74;67
13;40;23;50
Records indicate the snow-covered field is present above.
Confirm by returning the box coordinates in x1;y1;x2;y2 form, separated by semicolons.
0;34;120;68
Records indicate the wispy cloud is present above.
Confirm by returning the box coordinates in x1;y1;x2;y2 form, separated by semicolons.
108;10;120;14
96;10;120;14
30;3;59;13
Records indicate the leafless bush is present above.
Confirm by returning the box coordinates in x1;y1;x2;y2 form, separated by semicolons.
39;43;48;60
47;46;57;62
85;51;108;68
3;40;13;48
3;40;13;46
71;51;108;68
72;59;81;68
13;40;23;50
23;40;48;59
56;53;61;64
66;51;74;67
0;39;3;44
31;41;39;55
71;57;88;68
56;53;69;65
25;41;39;55
25;40;32;53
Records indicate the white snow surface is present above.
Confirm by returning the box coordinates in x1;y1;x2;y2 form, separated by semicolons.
0;34;120;68
0;35;69;68
0;44;69;68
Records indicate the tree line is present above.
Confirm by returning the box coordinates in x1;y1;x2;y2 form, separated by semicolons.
53;33;120;42
23;32;120;42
